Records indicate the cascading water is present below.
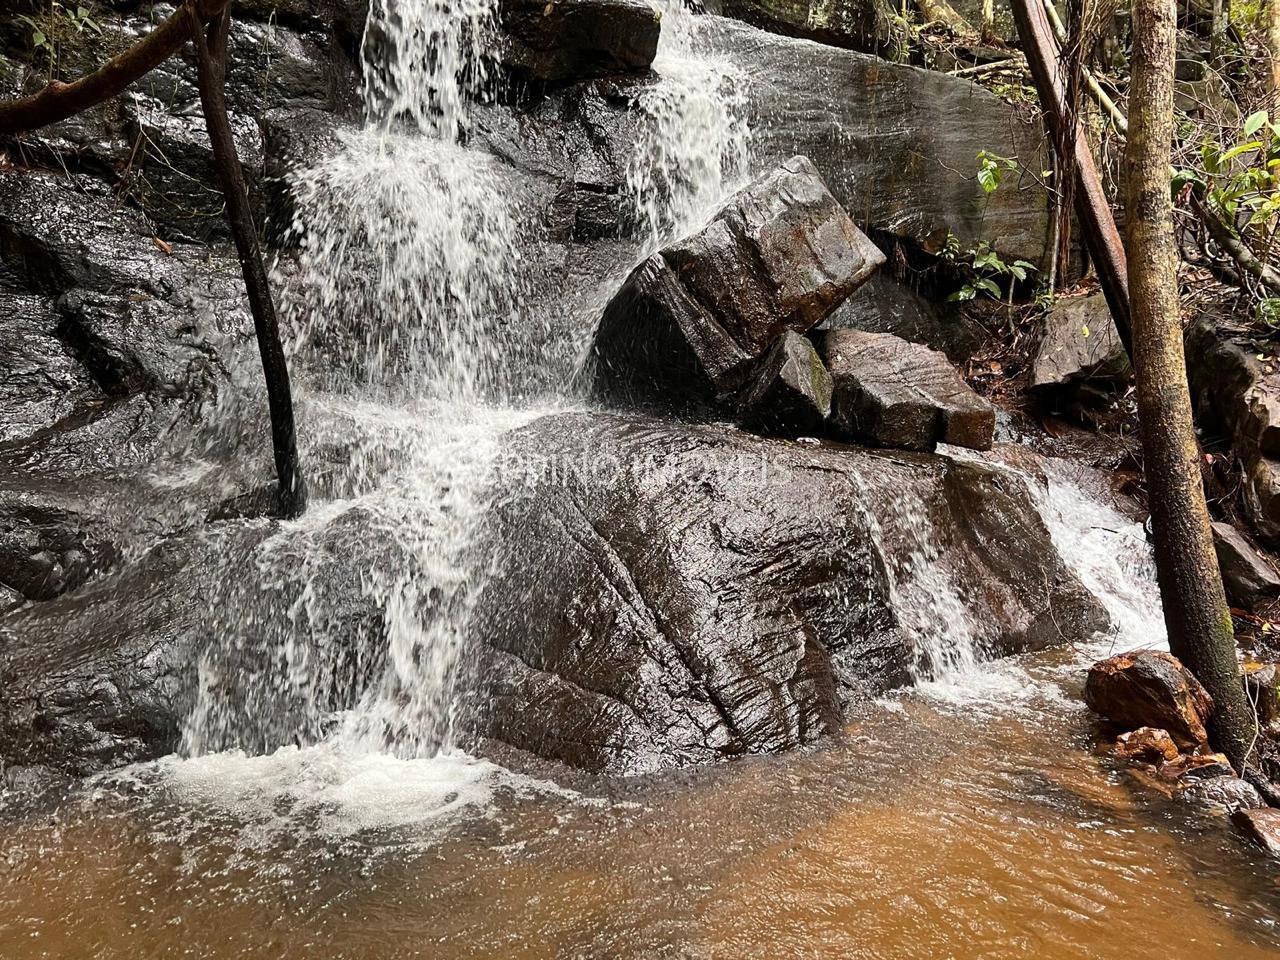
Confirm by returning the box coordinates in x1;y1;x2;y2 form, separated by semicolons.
179;0;757;784
627;1;752;245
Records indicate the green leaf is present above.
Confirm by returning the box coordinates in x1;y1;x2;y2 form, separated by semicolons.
32;29;46;46
1245;110;1269;137
977;166;999;194
1222;140;1263;164
974;277;1002;297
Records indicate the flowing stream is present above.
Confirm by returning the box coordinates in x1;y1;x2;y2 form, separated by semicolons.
3;3;1280;956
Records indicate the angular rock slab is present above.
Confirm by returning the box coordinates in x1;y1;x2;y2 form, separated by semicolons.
1211;521;1280;610
820;329;995;451
1084;649;1214;752
591;156;884;406
499;0;661;82
735;330;833;436
1233;807;1280;856
463;411;1107;775
1030;292;1130;389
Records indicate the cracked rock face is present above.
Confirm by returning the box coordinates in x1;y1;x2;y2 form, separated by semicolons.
462;411;1107;775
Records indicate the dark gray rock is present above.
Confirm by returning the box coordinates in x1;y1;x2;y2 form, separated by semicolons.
1030;292;1129;389
820;329;995;451
499;0;661;82
710;17;1053;265
463;410;1107;774
819;272;982;364
591;156;883;405
714;0;910;57
1187;318;1280;545
1244;664;1280;732
735;330;832;436
1212;521;1280;610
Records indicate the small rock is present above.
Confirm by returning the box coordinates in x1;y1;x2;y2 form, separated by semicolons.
499;0;661;82
1179;775;1265;813
1084;649;1214;751
819;330;995;451
1030;292;1129;389
1112;726;1180;763
1212;521;1280;609
735;331;833;436
1233;807;1280;856
591;156;883;406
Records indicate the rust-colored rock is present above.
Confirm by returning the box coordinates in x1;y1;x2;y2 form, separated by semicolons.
1159;752;1235;781
1233;807;1280;856
1084;649;1214;751
1112;726;1179;763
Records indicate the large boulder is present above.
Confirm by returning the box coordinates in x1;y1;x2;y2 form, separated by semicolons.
591;155;883;406
498;0;662;82
735;329;833;435
1084;650;1214;752
1233;807;1280;856
709;17;1053;265
463;411;1108;774
820;329;995;451
713;0;910;57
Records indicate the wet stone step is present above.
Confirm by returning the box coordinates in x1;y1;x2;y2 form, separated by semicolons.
819;329;996;452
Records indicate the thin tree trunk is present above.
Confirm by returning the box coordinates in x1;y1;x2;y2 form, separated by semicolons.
1210;0;1230;63
190;9;307;518
1269;0;1280;97
0;0;231;135
1126;0;1254;771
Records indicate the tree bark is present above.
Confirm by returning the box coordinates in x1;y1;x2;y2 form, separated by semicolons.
1269;0;1280;96
0;0;231;136
190;9;307;518
1010;0;1133;357
1126;0;1254;771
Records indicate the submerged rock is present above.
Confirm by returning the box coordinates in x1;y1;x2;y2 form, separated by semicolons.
1211;521;1280;610
820;329;995;451
499;0;662;82
1112;726;1180;764
591;156;883;406
463;410;1107;775
1084;650;1213;752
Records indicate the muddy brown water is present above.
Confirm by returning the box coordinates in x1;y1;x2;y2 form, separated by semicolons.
2;644;1278;960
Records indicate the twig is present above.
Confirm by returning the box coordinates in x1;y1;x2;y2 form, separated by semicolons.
1042;0;1129;135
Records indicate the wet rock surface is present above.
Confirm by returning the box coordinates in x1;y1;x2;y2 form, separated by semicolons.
464;411;1107;775
1179;775;1265;813
713;0;907;56
819;273;982;364
821;329;995;451
1233;807;1280;856
1085;650;1214;752
498;0;662;82
735;330;833;436
591;156;883;406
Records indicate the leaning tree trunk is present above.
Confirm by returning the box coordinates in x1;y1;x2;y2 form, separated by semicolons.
1126;0;1254;771
189;8;306;518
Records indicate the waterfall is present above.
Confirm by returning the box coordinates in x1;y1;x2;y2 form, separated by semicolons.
181;0;755;766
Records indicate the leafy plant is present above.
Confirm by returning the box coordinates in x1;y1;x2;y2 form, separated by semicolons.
976;150;1017;194
944;236;1037;303
16;3;102;78
1176;110;1280;248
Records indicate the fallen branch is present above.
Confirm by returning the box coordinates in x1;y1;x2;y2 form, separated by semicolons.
0;0;231;136
189;8;307;517
949;57;1025;77
1011;0;1133;357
